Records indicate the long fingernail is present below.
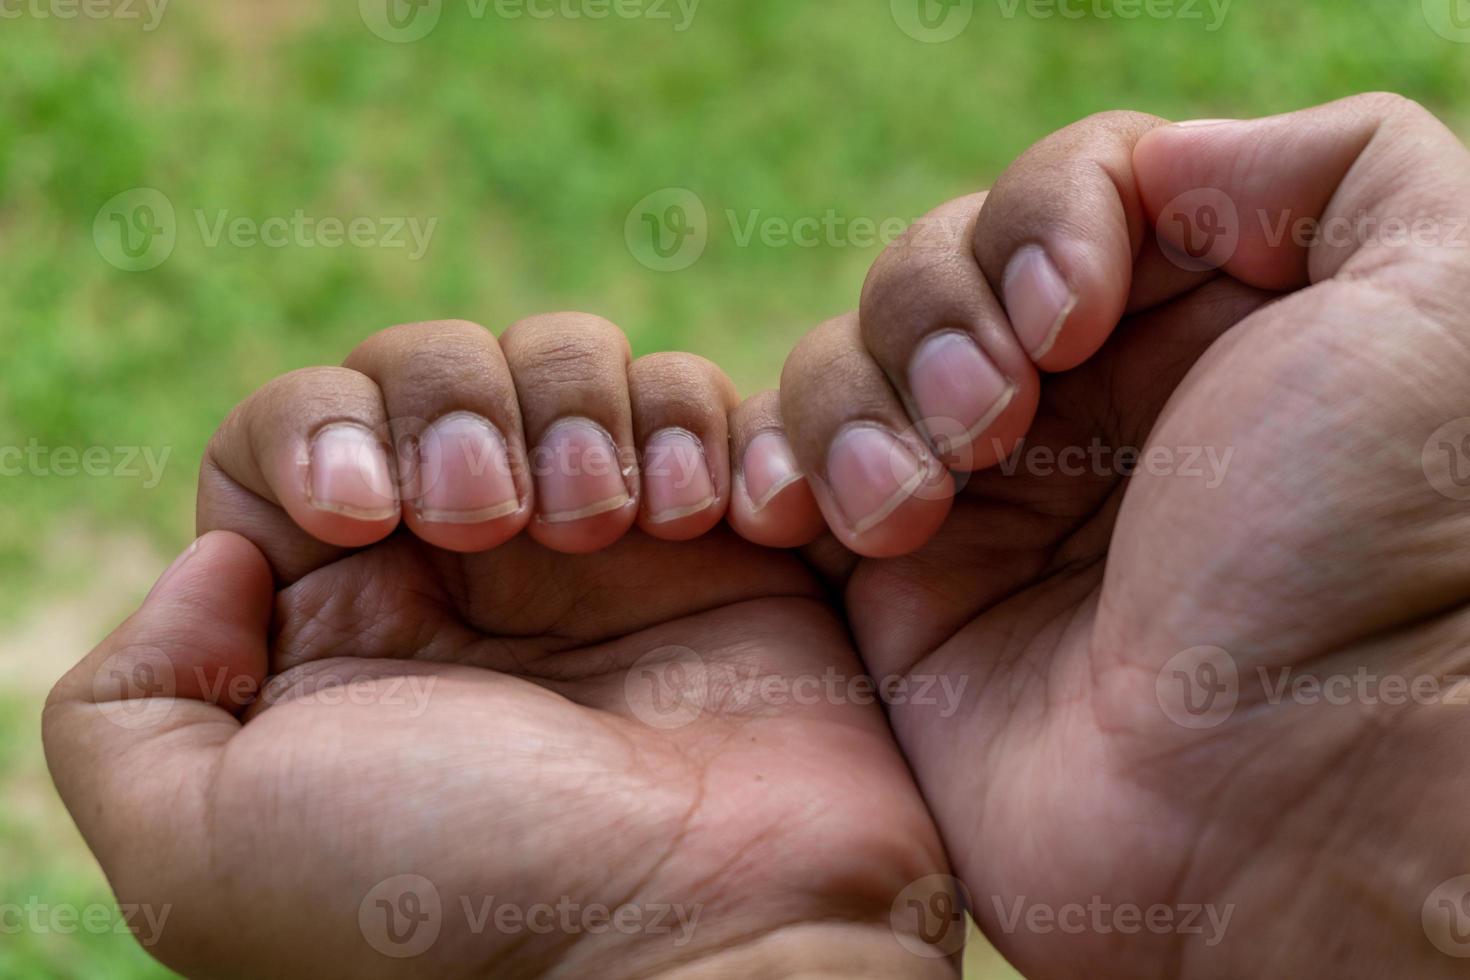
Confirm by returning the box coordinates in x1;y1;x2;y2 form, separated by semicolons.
534;418;631;524
417;413;519;524
826;426;925;536
1003;245;1077;361
908;332;1015;452
643;428;716;524
743;430;804;512
308;423;398;520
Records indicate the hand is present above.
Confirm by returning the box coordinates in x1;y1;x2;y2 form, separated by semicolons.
776;94;1470;978
44;316;953;978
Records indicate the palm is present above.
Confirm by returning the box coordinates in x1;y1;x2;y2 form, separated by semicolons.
843;270;1470;977
211;526;954;977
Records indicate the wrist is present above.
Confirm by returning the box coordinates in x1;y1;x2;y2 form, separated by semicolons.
1173;697;1470;979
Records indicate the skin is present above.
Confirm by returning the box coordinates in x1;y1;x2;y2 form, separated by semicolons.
43;316;953;979
777;93;1470;977
44;92;1470;978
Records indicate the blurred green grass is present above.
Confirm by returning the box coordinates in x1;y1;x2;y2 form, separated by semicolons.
1;0;1466;976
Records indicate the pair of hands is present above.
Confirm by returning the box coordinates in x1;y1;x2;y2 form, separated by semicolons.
44;93;1470;978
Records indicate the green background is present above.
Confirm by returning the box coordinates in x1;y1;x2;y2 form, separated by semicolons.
2;0;1466;975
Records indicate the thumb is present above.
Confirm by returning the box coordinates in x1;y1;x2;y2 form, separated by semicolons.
1102;95;1470;688
43;530;272;905
1134;92;1470;292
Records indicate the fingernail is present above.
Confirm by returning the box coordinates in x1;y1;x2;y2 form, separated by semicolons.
643;428;716;524
146;537;201;601
534;418;631;524
308;423;398;520
908;332;1015;451
1168;118;1239;129
826;426;925;536
743;430;804;512
1003;245;1077;361
417;413;519;524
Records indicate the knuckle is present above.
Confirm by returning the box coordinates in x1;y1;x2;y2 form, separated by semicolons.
779;319;839;391
883;198;976;267
630;355;719;418
515;335;623;388
265;366;377;417
731;389;783;433
345;319;491;371
428;317;491;336
862;193;989;340
781;314;873;396
379;318;489;343
1076;108;1161;134
630;352;721;393
503;311;630;359
1353;91;1429;121
862;239;976;337
395;338;496;391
